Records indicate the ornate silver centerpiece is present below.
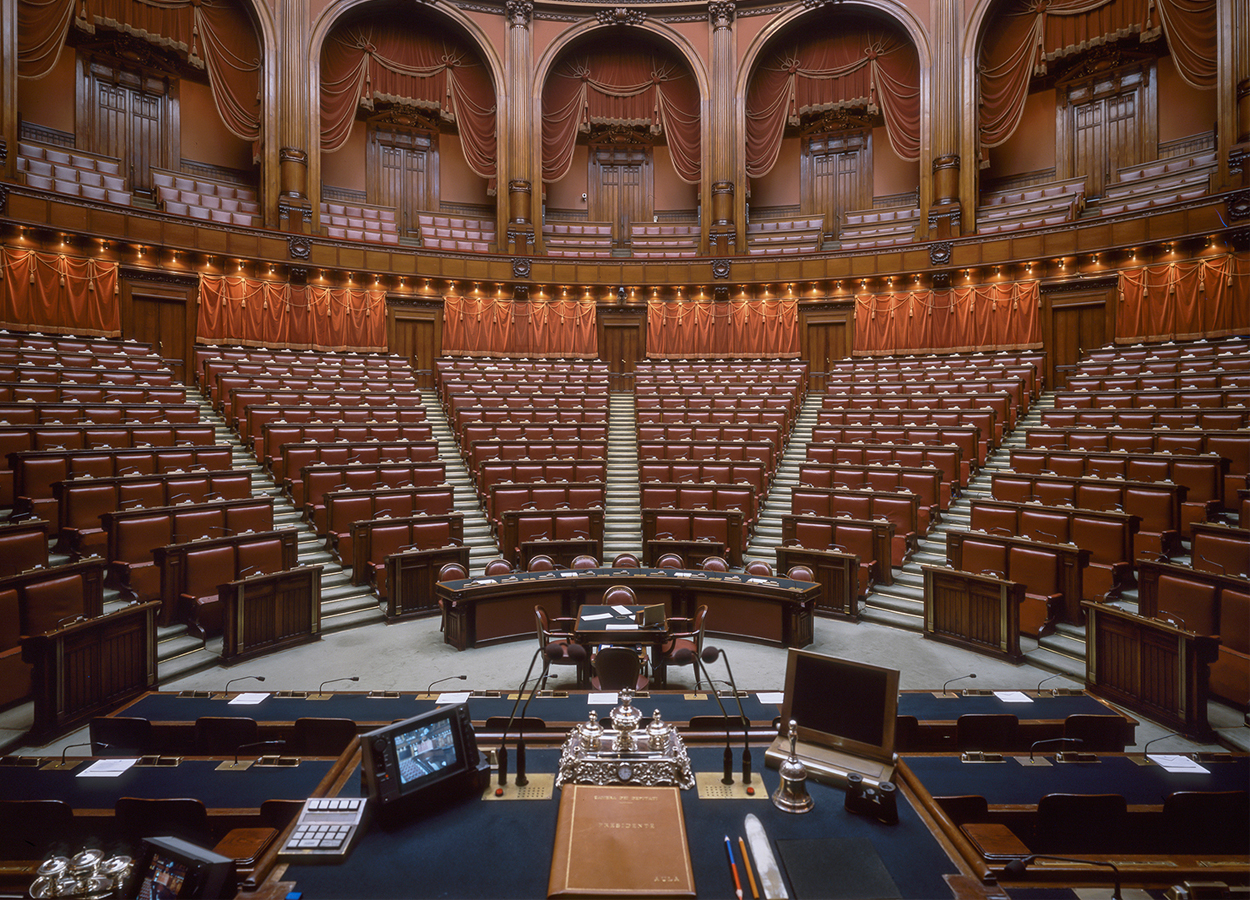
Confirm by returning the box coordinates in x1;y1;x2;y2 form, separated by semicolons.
555;689;695;789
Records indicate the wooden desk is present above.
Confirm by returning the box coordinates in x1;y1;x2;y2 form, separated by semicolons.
436;567;817;652
923;565;1026;663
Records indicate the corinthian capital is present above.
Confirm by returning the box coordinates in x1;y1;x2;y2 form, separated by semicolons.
708;0;735;28
506;0;533;27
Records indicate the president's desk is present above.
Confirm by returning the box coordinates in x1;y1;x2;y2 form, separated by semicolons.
110;688;1136;754
258;746;976;900
435;566;819;651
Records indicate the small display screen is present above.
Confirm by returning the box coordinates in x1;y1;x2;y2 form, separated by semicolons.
136;853;191;900
789;652;889;747
394;716;459;786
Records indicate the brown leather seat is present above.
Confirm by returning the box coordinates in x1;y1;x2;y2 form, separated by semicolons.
654;605;707;688
590;646;648;692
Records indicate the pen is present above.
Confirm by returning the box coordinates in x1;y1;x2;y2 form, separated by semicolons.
724;835;743;900
738;835;759;899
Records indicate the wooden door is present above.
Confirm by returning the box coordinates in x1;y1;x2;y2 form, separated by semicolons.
590;145;652;249
389;305;442;389
370;124;435;236
81;59;173;192
1046;290;1110;389
803;128;871;238
800;307;854;392
599;312;645;391
1059;61;1154;198
129;296;187;383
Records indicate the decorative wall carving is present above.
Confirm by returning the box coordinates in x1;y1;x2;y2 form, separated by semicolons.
512;257;532;278
506;0;533;26
711;259;731;280
289;236;312;260
596;7;646;25
708;0;734;28
1228;192;1250;220
928;242;953;266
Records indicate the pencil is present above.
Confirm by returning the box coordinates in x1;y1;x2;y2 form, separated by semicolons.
724;835;743;900
738;836;759;899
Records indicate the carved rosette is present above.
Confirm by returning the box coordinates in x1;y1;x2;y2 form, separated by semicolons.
708;0;735;28
506;0;533;26
928;241;953;266
1228;191;1250;221
288;236;312;260
596;7;646;25
711;259;731;280
512;257;532;278
0;184;8;216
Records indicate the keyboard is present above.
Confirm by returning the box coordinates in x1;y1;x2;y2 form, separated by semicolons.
279;797;369;861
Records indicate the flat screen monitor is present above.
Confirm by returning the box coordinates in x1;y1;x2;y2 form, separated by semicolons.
362;702;481;807
767;648;900;787
126;836;235;900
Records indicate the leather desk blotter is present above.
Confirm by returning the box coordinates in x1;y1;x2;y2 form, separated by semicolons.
548;784;696;898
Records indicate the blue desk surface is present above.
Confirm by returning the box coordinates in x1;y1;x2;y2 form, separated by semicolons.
0;758;337;809
284;747;959;900
901;754;1249;806
120;689;1120;729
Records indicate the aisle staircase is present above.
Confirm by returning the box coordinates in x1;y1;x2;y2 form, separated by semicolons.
744;392;822;562
603;393;642;560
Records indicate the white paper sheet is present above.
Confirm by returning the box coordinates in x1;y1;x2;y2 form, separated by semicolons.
993;691;1034;703
581;612;613;621
437;691;472;705
611;605;633;615
756;692;785;705
1147;754;1210;774
229;692;269;705
605;624;635;631
77;758;137;778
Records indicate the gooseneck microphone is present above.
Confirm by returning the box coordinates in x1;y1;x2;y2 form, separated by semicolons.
234;740;285;766
1141;732;1183;759
497;644;551;787
1035;672;1065;694
318;675;360;696
223;675;266;697
426;674;467;694
942;673;976;695
1028;736;1083;762
702;646;752;785
516;644;585;787
61;741;103;766
673;648;734;785
1004;856;1122;900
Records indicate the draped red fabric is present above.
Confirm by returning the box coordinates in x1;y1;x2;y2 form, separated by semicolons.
1115;254;1250;343
977;0;1213;152
18;0;262;140
646;299;799;359
744;14;920;178
0;250;120;336
853;282;1041;356
441;296;597;357
319;22;497;183
197;276;386;350
541;37;702;184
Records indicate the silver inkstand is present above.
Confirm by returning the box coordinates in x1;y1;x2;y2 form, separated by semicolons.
555;689;695;789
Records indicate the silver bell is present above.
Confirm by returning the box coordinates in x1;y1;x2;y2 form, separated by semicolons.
772;719;814;814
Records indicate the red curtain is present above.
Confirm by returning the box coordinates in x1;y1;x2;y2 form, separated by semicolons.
853;281;1041;356
646;299;799;359
441;296;597;358
0;249;120;335
978;0;1215;153
1115;254;1250;343
197;276;387;350
18;0;262;142
542;37;701;184
744;14;920;178
320;23;497;186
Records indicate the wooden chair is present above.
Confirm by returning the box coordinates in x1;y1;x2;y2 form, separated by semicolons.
591;646;648;692
653;605;707;688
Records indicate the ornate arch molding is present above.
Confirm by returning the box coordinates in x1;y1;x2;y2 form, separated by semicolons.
530;18;713;186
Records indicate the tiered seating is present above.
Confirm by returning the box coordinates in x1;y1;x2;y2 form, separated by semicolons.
541;222;613;258
629;223;698;258
976;176;1085;234
745;216;822;256
436;358;611;566
1098;151;1216;216
838;205;919;250
634;362;807;567
320;201;400;244
279;440;440;501
417;212;496;252
17;142;131;205
153;169;259;226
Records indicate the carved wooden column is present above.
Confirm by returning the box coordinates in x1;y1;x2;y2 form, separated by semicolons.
276;0;313;233
927;0;962;238
1226;0;1250;189
505;0;535;255
0;0;17;182
708;0;737;255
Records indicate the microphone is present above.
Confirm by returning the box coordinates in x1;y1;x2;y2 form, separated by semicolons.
1198;555;1224;574
221;675;266;698
316;675;359;698
673;648;734;785
1156;611;1186;630
702;646;752;785
1141;732;1183;759
1029;736;1083;762
55;613;84;630
56;741;105;768
497;644;552;787
517;644;584;787
232;740;286;767
942;673;976;695
1003;856;1121;900
426;674;467;694
1035;673;1065;695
